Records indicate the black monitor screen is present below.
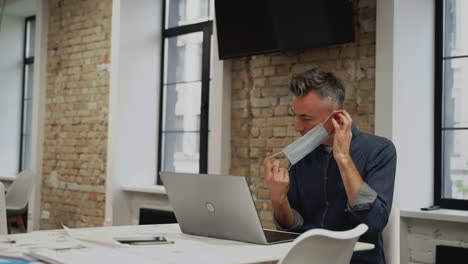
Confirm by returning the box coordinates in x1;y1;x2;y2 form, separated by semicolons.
215;0;355;59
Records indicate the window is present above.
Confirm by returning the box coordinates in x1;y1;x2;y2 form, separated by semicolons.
19;16;35;171
435;0;468;209
158;0;213;184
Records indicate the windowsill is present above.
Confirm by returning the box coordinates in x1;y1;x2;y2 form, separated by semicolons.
121;185;167;195
0;176;15;182
401;208;468;223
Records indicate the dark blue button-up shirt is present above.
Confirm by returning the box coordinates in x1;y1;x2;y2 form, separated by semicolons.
276;125;397;264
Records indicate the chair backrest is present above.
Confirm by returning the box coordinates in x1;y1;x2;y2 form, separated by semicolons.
0;182;7;235
5;170;34;211
279;224;368;264
383;204;400;264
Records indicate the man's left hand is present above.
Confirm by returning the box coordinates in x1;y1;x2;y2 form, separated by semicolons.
331;110;353;163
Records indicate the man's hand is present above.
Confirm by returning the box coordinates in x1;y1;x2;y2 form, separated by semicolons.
264;153;295;228
331;110;353;163
331;110;364;206
264;153;290;204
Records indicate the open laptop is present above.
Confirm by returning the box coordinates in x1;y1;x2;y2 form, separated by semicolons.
160;172;300;244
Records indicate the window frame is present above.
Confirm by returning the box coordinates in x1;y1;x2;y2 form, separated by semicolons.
19;15;36;171
157;0;213;184
434;0;468;210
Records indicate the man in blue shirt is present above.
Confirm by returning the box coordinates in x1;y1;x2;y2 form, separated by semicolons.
264;68;396;264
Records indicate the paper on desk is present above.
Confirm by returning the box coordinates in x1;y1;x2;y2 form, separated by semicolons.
0;231;84;253
27;248;164;264
61;225;126;248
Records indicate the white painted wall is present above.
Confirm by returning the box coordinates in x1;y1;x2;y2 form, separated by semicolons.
29;0;48;231
393;0;435;211
376;0;435;212
106;0;163;226
376;1;435;263
375;0;394;141
208;14;231;176
0;15;25;177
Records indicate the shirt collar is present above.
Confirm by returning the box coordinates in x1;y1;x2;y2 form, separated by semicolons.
351;123;361;138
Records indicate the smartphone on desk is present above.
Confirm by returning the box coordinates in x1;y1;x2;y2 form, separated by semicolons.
114;236;174;245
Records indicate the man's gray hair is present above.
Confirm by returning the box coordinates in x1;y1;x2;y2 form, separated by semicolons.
289;68;345;108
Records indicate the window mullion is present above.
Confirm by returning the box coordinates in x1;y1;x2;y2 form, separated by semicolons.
434;0;444;207
199;26;211;174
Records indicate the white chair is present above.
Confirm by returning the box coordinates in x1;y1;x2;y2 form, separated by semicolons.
0;182;7;235
6;170;34;233
383;204;400;264
279;224;368;264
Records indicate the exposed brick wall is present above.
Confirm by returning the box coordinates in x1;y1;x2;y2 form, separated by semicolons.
404;218;468;264
40;0;112;229
230;0;377;229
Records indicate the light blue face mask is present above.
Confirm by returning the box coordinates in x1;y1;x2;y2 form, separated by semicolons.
266;113;334;166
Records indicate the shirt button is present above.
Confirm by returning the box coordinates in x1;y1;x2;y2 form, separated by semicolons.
326;201;330;207
321;224;324;228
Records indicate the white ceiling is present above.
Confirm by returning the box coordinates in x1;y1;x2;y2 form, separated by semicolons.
3;0;36;17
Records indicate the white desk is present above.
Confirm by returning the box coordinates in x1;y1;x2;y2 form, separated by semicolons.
1;224;374;264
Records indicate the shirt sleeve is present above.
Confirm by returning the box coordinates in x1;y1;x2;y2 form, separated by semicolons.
352;182;378;206
273;208;304;231
345;139;397;233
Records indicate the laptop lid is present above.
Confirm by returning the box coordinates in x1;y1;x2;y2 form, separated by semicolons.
160;172;269;244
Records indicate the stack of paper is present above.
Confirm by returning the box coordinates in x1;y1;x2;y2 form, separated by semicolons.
27;248;164;264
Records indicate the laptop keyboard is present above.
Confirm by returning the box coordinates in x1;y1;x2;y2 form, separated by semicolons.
264;229;300;243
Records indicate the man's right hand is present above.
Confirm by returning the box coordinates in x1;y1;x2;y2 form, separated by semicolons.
264;153;290;204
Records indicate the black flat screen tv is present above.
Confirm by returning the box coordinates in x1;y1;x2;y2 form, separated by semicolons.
215;0;355;59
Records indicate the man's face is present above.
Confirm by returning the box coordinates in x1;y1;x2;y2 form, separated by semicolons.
291;92;335;136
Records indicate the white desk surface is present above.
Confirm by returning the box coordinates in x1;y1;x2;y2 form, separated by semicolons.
1;224;374;264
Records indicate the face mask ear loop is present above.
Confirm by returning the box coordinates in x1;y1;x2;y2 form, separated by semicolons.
264;151;284;161
322;111;335;125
